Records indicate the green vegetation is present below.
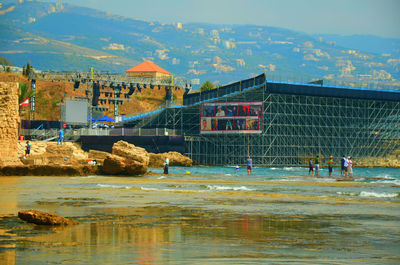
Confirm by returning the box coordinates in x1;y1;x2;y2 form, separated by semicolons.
200;81;214;92
22;62;34;78
0;56;13;66
18;83;33;104
0;56;13;72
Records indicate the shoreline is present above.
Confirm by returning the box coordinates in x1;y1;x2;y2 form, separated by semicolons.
0;164;399;177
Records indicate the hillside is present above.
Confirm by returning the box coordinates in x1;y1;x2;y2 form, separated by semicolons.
0;0;399;88
0;72;184;121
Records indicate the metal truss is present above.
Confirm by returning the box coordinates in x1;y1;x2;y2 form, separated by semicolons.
137;78;400;166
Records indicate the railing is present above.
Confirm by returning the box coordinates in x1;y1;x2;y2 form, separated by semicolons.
21;128;180;140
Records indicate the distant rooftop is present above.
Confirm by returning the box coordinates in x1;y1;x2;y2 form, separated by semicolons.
126;61;170;75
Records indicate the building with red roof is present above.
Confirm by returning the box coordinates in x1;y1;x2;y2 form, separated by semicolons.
125;61;171;80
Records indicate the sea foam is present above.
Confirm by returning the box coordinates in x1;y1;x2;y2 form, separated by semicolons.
359;191;398;198
96;184;130;189
206;185;254;191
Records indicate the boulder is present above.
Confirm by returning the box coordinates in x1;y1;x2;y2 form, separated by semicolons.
18;209;78;225
112;141;149;165
102;141;149;175
88;150;109;164
18;141;89;166
0;164;99;176
102;154;126;175
149;151;192;168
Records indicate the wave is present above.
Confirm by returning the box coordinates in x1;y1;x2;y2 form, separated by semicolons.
206;185;254;191
96;184;130;189
337;191;399;198
283;167;298;171
376;174;394;179
376;179;400;185
70;175;97;179
337;191;358;196
140;187;206;193
359;191;399;198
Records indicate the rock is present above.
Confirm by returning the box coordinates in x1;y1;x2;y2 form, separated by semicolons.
149;151;192;168
0;82;20;166
88;150;109;163
112;140;149;165
18;141;89;166
101;141;149;175
0;164;99;176
102;154;126;175
18;209;78;225
46;142;88;161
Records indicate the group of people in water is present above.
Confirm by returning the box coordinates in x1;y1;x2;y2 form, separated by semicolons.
309;155;355;178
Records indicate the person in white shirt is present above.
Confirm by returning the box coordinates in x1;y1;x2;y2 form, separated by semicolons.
343;157;349;177
163;157;169;174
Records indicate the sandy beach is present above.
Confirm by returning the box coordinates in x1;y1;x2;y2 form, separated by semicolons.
0;166;399;264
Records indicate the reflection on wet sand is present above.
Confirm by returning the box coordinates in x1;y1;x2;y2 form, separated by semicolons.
0;174;399;264
1;205;399;264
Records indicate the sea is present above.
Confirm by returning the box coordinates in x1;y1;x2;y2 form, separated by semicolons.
0;166;399;264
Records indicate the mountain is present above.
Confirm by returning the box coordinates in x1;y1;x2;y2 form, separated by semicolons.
0;0;399;88
315;34;400;57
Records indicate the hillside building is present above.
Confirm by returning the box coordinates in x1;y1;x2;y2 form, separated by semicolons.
125;61;171;80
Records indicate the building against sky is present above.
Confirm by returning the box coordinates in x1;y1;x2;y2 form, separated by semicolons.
125;61;171;80
123;73;400;166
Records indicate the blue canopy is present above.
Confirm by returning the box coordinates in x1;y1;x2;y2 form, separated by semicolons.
88;115;96;121
95;115;115;122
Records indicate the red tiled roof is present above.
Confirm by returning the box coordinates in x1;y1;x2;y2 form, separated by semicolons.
126;61;170;75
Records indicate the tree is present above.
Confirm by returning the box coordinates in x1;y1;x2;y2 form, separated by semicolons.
200;80;214;92
23;61;34;78
0;56;13;71
0;56;12;66
18;83;34;104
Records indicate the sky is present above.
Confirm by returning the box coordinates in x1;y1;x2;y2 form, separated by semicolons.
62;0;400;39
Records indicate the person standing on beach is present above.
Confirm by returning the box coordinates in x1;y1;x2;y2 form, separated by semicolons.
25;141;31;157
314;155;320;176
163;157;169;174
57;128;64;145
340;155;346;176
343;156;349;177
327;156;334;177
247;156;253;175
308;158;314;175
348;157;354;178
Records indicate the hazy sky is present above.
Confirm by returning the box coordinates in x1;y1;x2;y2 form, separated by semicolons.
62;0;400;39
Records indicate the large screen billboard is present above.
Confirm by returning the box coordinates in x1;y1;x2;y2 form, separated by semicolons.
200;102;263;134
63;100;88;124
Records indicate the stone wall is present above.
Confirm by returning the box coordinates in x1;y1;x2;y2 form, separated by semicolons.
0;82;21;166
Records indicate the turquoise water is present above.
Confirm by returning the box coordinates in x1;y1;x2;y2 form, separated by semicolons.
0;167;399;264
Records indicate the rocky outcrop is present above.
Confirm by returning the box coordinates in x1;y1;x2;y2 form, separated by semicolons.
88;149;109;164
0;164;99;176
11;139;193;175
0;82;22;166
18;142;89;166
356;154;400;168
18;209;78;225
102;141;149;175
149;151;193;168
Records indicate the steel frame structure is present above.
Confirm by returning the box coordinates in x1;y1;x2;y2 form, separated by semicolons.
132;74;400;166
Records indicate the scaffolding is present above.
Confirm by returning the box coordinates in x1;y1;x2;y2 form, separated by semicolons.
126;73;400;166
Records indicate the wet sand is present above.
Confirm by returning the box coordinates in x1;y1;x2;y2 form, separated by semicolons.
0;171;399;264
